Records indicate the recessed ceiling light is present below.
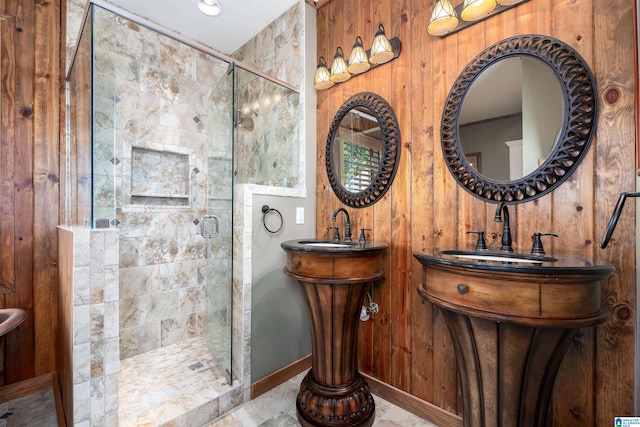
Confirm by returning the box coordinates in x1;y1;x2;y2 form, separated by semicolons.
198;0;223;17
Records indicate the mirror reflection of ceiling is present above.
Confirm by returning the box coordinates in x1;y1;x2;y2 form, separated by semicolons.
337;109;381;141
103;0;298;54
460;58;523;125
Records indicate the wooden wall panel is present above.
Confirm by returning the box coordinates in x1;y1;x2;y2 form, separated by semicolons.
592;0;637;424
33;0;62;380
0;0;61;384
2;0;36;385
315;0;637;423
407;0;433;403
0;13;16;297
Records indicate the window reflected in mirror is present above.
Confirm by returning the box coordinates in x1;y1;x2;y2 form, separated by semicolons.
333;108;382;192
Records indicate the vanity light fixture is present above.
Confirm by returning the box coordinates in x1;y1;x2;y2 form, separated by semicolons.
427;0;529;37
314;23;401;90
369;24;395;64
460;0;496;21
347;36;371;74
330;47;351;83
314;56;334;90
198;0;223;17
427;0;459;37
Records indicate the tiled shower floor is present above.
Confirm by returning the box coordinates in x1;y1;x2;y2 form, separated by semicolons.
119;336;235;426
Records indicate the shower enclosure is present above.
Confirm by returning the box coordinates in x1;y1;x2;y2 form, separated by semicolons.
65;2;300;425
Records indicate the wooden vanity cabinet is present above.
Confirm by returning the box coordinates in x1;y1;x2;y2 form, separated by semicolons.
415;254;614;427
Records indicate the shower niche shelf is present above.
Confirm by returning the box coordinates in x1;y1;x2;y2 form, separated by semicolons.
129;145;194;207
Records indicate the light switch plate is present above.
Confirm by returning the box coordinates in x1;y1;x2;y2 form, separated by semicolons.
296;207;304;224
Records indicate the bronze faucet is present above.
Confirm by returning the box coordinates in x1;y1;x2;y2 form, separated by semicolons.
494;202;513;252
332;208;352;242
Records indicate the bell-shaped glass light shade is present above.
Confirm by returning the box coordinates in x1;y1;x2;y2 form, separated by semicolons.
348;36;371;74
330;47;351;83
198;0;223;16
369;24;394;65
460;0;497;21
496;0;523;4
427;0;459;36
314;56;334;90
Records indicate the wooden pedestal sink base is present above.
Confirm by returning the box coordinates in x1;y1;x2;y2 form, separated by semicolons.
281;239;389;427
440;309;602;427
297;371;374;427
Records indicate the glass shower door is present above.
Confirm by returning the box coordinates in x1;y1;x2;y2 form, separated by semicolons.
203;62;235;384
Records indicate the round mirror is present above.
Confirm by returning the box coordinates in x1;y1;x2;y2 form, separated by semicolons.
326;92;400;208
442;34;597;203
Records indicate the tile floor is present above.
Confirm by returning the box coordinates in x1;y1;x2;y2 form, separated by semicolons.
0;387;58;427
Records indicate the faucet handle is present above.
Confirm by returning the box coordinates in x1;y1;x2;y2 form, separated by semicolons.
328;226;340;241
466;231;487;250
359;228;372;246
531;232;558;256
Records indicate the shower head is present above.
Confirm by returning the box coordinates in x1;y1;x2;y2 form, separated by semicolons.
234;110;255;131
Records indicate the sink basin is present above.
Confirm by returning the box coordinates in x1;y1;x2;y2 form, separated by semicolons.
440;249;557;264
282;239;388;254
0;308;26;337
297;240;357;248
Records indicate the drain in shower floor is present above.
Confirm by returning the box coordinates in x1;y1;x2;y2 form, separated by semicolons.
188;362;204;370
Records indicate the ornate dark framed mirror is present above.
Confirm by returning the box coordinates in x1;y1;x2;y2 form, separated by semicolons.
442;34;598;203
326;92;401;207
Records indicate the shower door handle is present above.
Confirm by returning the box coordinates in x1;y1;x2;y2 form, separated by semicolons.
201;215;219;238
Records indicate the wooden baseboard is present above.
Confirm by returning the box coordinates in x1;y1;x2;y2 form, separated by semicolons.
251;354;311;399
363;374;463;427
0;372;53;402
0;372;67;426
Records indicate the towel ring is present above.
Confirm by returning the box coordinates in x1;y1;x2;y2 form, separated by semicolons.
262;205;283;234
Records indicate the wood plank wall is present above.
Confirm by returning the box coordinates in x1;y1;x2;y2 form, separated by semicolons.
0;0;62;384
315;0;637;424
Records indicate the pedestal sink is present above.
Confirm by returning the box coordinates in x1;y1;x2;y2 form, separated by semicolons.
0;308;26;337
414;250;614;427
0;308;26;383
281;239;388;427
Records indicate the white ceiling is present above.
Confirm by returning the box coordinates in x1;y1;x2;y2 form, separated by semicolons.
460;58;523;125
102;0;299;55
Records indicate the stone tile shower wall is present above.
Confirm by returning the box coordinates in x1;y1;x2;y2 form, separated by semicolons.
90;7;234;361
232;3;303;187
233;70;300;187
